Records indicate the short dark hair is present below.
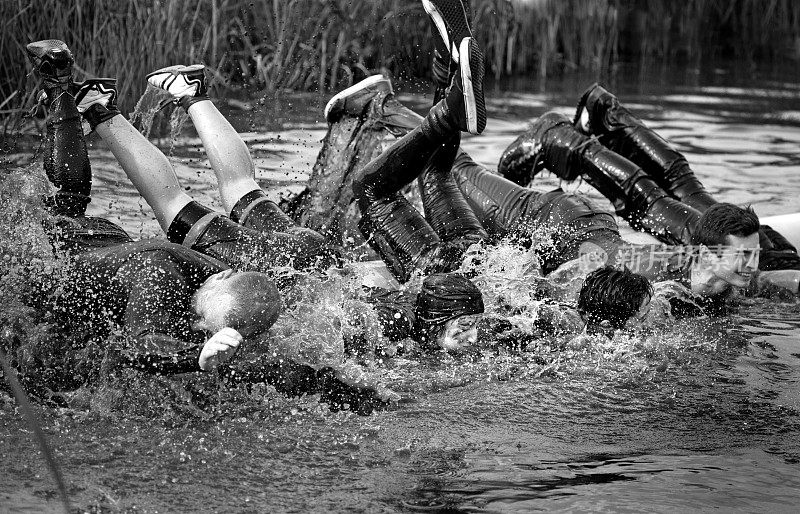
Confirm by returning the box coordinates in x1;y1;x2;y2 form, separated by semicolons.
577;266;653;331
691;203;760;247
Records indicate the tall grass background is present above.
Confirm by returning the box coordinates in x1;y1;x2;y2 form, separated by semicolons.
2;0;800;137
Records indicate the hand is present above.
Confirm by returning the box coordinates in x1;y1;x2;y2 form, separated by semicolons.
198;327;242;371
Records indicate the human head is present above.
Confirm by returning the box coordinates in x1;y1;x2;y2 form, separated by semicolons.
577;266;653;334
192;270;281;339
414;273;485;351
691;203;760;291
439;314;522;352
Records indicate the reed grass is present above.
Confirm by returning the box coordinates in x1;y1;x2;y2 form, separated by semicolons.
2;0;799;138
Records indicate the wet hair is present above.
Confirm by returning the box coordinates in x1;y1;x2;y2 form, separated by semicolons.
691;203;760;247
193;271;281;336
414;272;484;349
577;266;653;331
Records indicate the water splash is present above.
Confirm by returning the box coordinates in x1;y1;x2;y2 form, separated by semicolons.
0;165;69;391
266;265;386;370
128;85;164;138
128;84;189;149
167;108;190;156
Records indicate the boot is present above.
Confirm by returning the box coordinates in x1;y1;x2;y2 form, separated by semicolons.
26;40;74;103
498;111;583;186
417;133;488;244
324;74;394;123
574;83;717;212
27;39;91;217
323;74;420;136
501;112;700;245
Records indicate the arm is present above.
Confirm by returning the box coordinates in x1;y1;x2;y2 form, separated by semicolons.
221;357;393;415
116;333;202;374
113;328;241;374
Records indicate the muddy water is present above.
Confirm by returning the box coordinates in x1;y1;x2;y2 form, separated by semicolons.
2;64;800;512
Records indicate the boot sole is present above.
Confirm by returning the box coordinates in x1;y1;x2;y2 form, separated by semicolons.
422;0;472;62
146;64;204;97
323;74;392;122
75;78;117;112
460;38;486;135
25;39;72;63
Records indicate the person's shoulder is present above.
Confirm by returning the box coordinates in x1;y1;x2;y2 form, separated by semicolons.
137;239;228;268
746;270;799;300
82;239;228;274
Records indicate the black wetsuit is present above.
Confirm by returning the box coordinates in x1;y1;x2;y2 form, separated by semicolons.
525;85;800;271
58;241;223;350
340;92;622;277
166;199;335;273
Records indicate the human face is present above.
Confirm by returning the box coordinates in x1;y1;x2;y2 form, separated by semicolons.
709;233;760;289
693;232;760;295
720;233;761;286
437;315;480;352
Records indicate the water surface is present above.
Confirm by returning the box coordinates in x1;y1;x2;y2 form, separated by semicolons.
2;64;800;512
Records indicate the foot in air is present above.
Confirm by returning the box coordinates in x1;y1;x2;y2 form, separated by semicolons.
146;64;209;108
324;74;394;123
26;39;76;105
442;36;486;135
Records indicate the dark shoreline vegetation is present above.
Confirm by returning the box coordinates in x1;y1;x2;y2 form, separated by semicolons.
2;0;800;139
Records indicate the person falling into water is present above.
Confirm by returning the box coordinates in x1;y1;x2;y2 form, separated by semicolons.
496;84;800;300
325;0;655;339
318;52;799;327
324;74;799;318
20;36;491;367
14;39;390;414
46;0;655;355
